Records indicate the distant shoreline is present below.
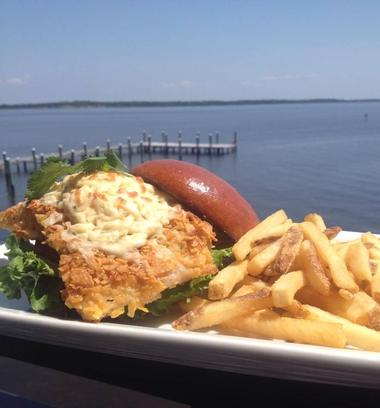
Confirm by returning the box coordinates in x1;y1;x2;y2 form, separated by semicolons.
1;98;380;110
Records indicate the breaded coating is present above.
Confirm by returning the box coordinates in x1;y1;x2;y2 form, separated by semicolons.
0;202;42;240
1;200;217;321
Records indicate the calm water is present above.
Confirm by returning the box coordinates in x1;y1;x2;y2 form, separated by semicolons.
1;102;380;242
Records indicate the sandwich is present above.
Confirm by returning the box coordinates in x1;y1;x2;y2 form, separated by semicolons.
0;152;258;322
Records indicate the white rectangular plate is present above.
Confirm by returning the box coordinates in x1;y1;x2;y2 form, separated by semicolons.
1;231;380;389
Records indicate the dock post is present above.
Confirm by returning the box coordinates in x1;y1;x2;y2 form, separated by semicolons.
2;152;7;173
147;135;152;158
128;137;132;156
106;139;111;152
32;148;37;170
118;143;123;159
40;153;45;166
196;132;200;156
208;133;213;155
142;131;147;151
95;146;100;157
58;144;63;160
160;131;165;153
16;158;21;174
233;131;238;151
23;160;28;174
178;131;182;160
83;142;88;159
3;153;10;192
5;157;13;195
165;133;169;156
139;140;144;163
215;131;220;155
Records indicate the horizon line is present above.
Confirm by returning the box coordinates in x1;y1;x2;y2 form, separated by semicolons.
1;98;380;110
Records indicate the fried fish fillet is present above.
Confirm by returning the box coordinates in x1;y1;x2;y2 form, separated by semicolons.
0;198;217;322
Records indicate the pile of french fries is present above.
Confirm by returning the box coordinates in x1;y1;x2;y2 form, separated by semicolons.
172;209;380;351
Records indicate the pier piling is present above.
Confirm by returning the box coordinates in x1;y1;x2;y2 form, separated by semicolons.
32;148;37;170
128;137;132;156
58;145;63;160
216;132;220;155
208;133;213;155
83;142;88;159
139;140;144;163
178;131;182;160
147;135;152;158
4;157;13;194
165;133;169;156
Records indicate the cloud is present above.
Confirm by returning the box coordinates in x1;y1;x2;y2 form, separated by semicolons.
159;80;194;89
259;74;317;81
0;74;30;86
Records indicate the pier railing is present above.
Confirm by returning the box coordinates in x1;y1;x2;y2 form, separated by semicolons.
0;131;238;196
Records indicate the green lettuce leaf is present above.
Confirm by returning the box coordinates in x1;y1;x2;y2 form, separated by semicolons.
139;248;233;317
144;274;213;317
211;247;233;268
0;235;62;312
26;150;130;201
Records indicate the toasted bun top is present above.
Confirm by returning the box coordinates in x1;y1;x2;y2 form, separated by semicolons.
132;160;259;242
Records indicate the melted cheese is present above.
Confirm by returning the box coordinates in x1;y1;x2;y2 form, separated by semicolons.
41;171;179;257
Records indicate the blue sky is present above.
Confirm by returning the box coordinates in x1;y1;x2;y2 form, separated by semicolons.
1;0;380;103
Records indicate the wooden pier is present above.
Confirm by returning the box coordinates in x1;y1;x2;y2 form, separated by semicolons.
0;131;238;195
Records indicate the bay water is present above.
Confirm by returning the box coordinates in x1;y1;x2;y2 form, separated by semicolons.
1;102;379;242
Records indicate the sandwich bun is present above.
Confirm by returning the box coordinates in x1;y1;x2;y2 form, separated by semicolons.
132;159;259;242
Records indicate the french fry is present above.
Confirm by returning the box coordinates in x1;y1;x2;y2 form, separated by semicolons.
335;243;351;261
332;240;360;251
300;222;359;293
222;309;346;348
370;263;380;303
271;270;306;308
178;296;209;313
369;247;380;260
251;219;293;246
247;237;285;276
272;225;303;275
370;260;380;275
208;260;248;300
338;289;354;301
173;288;272;331
345;241;372;283
295;240;331;295
283;299;307;318
232;279;269;297
304;213;327;231
324;226;342;240
248;242;271;259
302;304;380;352
297;287;380;330
232;209;288;261
362;232;380;249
